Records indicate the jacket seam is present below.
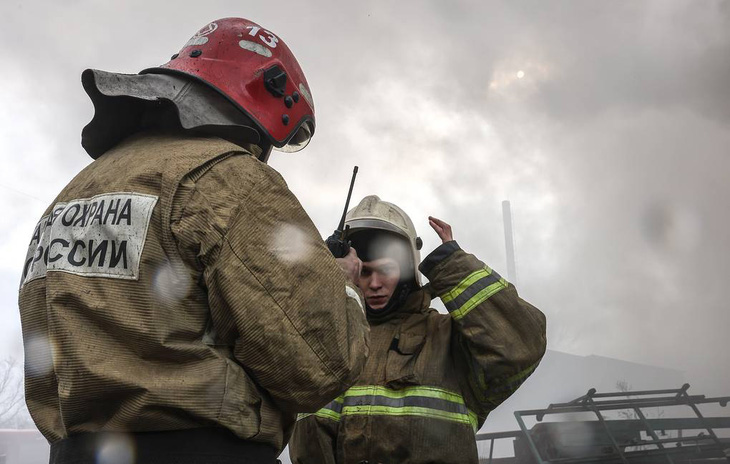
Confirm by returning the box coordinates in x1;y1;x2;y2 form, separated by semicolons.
218;359;231;422
170;151;246;269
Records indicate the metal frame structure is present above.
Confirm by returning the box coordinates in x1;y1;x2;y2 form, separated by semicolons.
477;384;730;464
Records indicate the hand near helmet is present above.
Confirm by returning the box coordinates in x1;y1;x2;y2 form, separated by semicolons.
428;216;453;243
336;247;363;284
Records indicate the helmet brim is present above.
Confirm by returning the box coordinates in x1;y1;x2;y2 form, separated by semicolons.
81;69;262;158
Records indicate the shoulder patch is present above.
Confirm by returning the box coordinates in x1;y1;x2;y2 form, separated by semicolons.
20;192;158;288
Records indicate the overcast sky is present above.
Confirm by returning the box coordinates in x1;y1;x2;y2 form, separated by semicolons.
1;0;729;432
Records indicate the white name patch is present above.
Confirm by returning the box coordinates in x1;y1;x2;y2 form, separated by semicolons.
20;193;158;288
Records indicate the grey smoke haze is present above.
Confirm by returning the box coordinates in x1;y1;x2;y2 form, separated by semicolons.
1;0;729;440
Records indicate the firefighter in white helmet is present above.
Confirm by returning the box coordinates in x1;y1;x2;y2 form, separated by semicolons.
18;18;368;464
290;195;547;464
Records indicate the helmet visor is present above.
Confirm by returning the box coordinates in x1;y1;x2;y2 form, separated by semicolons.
276;121;313;153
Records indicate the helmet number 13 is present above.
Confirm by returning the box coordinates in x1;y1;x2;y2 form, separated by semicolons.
246;26;279;49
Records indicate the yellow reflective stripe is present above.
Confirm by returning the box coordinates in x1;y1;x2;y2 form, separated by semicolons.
507;361;539;385
468;410;479;432
485;362;540;402
296;395;344;422
450;278;507;321
340;385;478;432
314;408;342;421
296;408;342;422
299;386;479;430
342;405;478;432
345;385;466;405
440;267;493;304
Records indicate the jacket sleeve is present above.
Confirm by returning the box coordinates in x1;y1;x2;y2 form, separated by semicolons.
172;155;369;414
289;403;341;464
419;241;547;421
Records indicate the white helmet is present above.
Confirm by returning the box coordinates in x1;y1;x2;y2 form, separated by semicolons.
345;195;423;287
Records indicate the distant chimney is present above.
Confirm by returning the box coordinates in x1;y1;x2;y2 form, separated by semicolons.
502;200;518;285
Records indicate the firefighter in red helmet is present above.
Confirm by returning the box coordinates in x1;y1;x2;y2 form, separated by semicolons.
19;18;368;464
82;17;316;161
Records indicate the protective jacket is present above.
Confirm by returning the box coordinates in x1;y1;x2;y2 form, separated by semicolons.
289;241;546;464
18;134;369;463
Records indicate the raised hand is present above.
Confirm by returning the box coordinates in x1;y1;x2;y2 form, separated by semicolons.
428;216;453;244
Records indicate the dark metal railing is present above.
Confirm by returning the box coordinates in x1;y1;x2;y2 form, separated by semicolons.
477;384;730;464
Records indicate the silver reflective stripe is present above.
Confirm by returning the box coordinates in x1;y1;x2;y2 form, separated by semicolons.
444;272;502;313
345;285;364;313
298;385;478;432
440;266;508;321
344;394;469;416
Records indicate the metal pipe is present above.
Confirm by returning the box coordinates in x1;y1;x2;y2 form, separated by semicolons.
678;388;725;449
586;396;629;464
514;411;545;464
517;396;730;416
502;200;518;285
633;407;674;464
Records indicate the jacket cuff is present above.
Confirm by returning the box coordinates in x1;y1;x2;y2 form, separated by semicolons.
419;241;461;276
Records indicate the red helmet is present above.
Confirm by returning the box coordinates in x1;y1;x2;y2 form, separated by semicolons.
142;17;314;152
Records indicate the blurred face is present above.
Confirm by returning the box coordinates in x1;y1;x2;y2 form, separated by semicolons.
358;258;401;310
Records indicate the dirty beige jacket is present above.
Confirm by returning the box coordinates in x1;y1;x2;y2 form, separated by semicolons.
289;241;546;464
18;134;369;452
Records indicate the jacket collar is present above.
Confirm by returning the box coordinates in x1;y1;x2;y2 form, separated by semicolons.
366;287;433;325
